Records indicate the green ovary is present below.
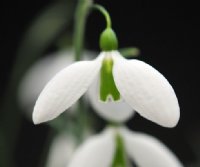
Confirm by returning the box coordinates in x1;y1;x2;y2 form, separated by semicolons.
100;56;120;102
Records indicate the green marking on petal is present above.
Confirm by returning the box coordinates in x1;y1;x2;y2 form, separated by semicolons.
100;55;120;102
112;133;127;167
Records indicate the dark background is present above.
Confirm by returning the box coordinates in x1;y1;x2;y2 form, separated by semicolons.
0;0;199;167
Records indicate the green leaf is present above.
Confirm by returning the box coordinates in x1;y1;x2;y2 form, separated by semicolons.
0;1;75;167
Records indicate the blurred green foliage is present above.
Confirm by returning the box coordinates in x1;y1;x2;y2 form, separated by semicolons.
0;0;76;166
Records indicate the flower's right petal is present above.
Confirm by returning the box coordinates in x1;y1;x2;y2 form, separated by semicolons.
33;55;103;124
87;77;134;123
113;52;180;127
121;128;183;167
68;128;115;167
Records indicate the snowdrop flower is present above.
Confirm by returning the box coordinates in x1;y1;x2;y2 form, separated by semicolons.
19;50;133;120
32;7;179;127
68;127;183;167
33;49;179;127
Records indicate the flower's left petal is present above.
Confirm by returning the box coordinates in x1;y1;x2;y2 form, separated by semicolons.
46;133;76;167
33;55;103;124
87;77;134;123
121;128;183;167
18;51;74;114
113;52;180;127
68;128;115;167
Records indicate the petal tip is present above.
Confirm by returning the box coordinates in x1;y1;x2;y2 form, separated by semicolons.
166;104;180;128
165;113;180;128
158;108;180;128
32;106;48;124
32;110;42;125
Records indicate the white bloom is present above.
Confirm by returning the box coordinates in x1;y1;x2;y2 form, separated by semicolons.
33;51;179;127
68;127;183;167
46;133;76;167
19;50;133;121
18;51;75;115
46;129;93;167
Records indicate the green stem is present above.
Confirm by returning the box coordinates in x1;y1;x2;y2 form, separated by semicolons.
74;0;92;61
40;129;56;167
92;4;112;28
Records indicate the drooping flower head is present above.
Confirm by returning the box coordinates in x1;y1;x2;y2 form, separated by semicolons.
32;5;180;127
67;127;183;167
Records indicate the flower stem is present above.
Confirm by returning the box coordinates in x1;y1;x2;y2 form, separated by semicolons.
92;4;118;51
92;4;112;28
73;0;92;61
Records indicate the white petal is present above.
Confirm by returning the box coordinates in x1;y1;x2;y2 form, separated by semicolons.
46;133;76;167
18;50;96;118
18;51;74;117
68;128;115;167
121;128;183;167
112;51;180;127
18;50;97;118
87;76;134;122
33;54;103;124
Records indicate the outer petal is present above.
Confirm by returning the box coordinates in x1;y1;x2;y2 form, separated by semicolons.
33;54;103;124
18;51;74;116
68;128;115;167
121;128;183;167
18;50;95;118
46;133;76;167
87;77;134;123
112;51;180;127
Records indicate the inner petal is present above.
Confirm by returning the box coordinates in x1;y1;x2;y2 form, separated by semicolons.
111;133;128;167
100;54;120;102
